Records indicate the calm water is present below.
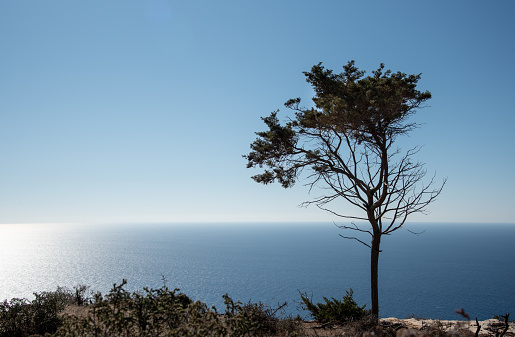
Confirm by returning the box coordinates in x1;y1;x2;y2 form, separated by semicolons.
0;222;514;320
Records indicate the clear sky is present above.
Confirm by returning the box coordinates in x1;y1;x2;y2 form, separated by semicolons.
1;1;514;224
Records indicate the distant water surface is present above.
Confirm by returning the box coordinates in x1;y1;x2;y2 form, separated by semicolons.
0;222;513;320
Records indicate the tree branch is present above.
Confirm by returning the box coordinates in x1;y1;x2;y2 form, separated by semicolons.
338;234;371;249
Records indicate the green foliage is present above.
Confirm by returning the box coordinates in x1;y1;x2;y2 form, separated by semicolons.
0;288;72;337
0;298;32;337
222;295;297;336
300;61;431;142
57;279;195;336
1;280;298;337
299;289;370;325
55;280;297;337
245;60;432;188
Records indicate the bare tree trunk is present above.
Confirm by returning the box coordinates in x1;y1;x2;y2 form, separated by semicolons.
370;233;381;319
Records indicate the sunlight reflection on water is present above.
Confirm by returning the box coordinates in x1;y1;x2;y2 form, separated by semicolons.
1;222;514;320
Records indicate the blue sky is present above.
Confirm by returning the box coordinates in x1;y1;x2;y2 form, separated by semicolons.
1;0;514;224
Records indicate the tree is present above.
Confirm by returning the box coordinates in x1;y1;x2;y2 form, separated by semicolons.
244;61;445;318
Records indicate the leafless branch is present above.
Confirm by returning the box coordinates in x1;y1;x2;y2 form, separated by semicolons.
338;234;371;249
335;222;372;236
317;205;369;220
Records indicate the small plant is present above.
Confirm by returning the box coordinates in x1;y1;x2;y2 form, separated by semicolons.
493;313;513;323
299;289;370;325
222;295;298;336
405;313;426;320
72;284;90;306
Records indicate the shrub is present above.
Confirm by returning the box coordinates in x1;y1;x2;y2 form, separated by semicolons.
0;298;32;337
72;285;90;306
2;281;298;336
57;279;196;336
57;280;298;337
0;288;72;337
222;295;298;336
299;289;370;325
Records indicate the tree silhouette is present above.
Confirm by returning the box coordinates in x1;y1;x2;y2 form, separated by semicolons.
244;61;445;318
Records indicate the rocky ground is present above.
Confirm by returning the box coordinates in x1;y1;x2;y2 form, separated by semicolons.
295;318;514;337
382;317;514;337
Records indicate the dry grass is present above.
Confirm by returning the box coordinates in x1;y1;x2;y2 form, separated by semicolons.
60;304;89;319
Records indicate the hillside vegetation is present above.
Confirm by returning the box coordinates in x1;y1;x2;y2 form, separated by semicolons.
0;280;511;337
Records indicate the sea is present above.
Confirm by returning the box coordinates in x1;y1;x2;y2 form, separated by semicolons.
0;222;514;320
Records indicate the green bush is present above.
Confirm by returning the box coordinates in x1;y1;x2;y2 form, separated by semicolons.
0;288;72;337
1;280;298;337
0;298;32;337
56;280;297;337
222;295;298;336
57;279;196;336
299;289;370;325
